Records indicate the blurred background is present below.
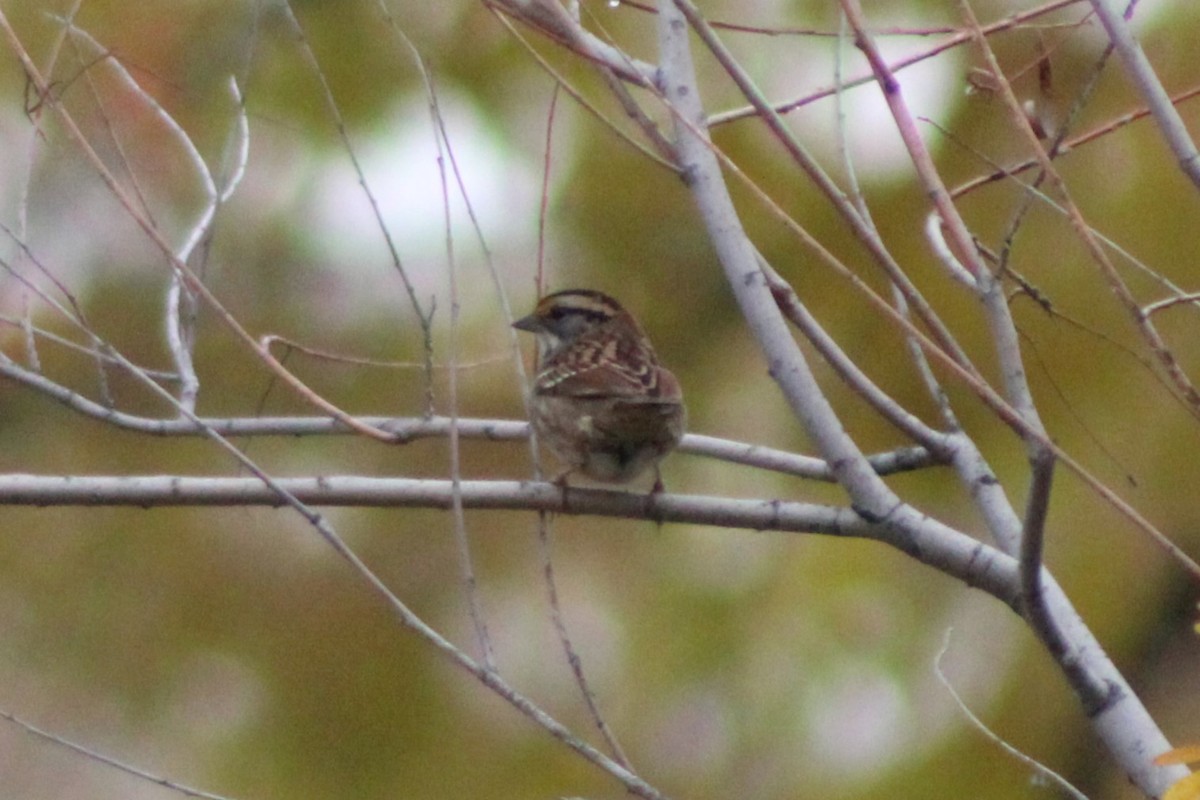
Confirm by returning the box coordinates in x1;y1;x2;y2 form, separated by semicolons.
0;0;1199;797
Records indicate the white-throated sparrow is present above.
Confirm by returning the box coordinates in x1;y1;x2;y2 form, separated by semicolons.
513;289;686;488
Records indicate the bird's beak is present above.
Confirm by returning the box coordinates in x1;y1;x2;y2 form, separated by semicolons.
512;314;541;332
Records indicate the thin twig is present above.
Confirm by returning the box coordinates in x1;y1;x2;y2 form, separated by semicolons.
933;632;1090;800
18;293;40;371
0;709;236;800
579;4;677;164
760;262;951;455
1143;292;1200;318
259;334;504;371
0;221;91;325
279;1;436;413
485;0;657;86
488;7;679;174
425;59;496;669
15;0;83;371
995;21;1116;274
838;21;961;440
672;0;980;381
537;86;559;296
958;0;1200;417
386;12;496;669
708;0;1090;126
0;313;177;380
537;513;633;768
951;84;1200;198
61;24;215;411
617;0;1087;38
253;337;402;442
934;117;1200;353
528;77;630;767
0;356;939;480
924;212;980;291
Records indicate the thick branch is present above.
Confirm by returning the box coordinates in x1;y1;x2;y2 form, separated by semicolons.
656;3;1187;795
1;470;1180;792
657;0;897;520
0;474;1018;601
1088;0;1200;188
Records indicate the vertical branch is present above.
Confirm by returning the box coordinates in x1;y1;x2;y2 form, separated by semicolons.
536;514;633;769
281;1;437;414
657;1;1187;795
957;0;1200;416
1088;0;1200;189
840;0;1069;706
833;10;961;439
59;26;252;414
536;86;559;298
440;114;496;670
394;27;496;668
532;85;632;767
15;0;83;374
840;0;1052;510
670;0;980;382
1020;449;1060;651
656;0;894;517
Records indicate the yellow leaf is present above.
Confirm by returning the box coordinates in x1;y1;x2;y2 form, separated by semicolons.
1164;771;1200;800
1158;746;1200;766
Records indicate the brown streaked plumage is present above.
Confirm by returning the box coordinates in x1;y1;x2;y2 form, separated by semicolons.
513;289;685;486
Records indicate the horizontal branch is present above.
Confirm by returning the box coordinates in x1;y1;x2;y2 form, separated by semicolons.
0;358;937;478
0;474;1017;602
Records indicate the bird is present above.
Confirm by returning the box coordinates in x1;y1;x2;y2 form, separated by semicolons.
513;289;685;491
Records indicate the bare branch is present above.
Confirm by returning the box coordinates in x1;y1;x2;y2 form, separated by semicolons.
708;0;1089;126
1088;0;1200;188
1143;292;1200;318
537;512;633;769
658;0;892;521
760;262;952;454
0;473;1021;595
952;84;1200;199
487;0;657;86
672;0;980;380
959;0;1200;417
58;23;223;413
278;1;436;411
0;709;236;800
489;8;679;172
0;347;935;479
933;632;1090;800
